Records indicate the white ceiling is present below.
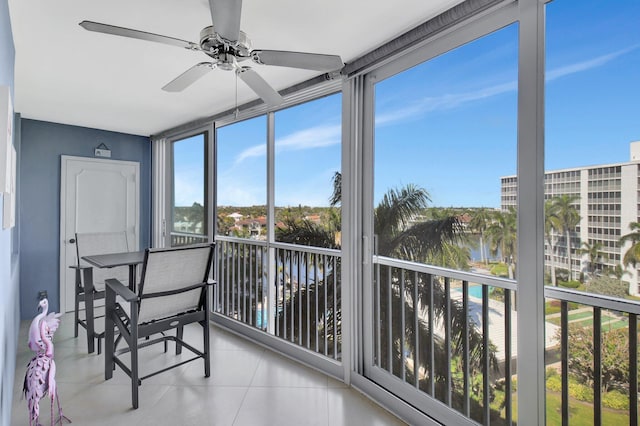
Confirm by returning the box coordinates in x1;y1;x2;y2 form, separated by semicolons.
8;0;463;136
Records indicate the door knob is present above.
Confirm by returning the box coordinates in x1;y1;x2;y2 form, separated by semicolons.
69;238;76;244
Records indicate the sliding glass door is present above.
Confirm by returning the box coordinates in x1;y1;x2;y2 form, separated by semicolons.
362;11;519;425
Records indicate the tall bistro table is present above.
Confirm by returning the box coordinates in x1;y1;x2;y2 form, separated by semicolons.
80;251;145;353
82;250;146;292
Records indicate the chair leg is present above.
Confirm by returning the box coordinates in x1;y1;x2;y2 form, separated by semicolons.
83;268;96;353
203;321;210;378
104;290;116;381
130;303;140;409
74;269;81;338
176;326;183;355
204;287;211;378
131;345;139;409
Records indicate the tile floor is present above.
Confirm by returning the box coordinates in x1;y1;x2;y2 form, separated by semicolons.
10;315;407;426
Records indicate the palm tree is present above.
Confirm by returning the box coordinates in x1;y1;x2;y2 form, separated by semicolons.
468;208;494;265
550;195;581;280
276;173;496;417
578;240;606;279
374;185;464;261
329;171;341;207
486;208;517;279
620;221;640;268
544;199;560;286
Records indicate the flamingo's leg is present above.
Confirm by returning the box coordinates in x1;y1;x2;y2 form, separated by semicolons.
55;393;72;425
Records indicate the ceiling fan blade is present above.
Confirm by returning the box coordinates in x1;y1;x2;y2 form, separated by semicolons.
209;0;243;43
79;21;199;50
237;67;283;106
252;50;343;72
162;63;214;92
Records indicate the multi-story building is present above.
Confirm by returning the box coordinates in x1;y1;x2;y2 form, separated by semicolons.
502;142;640;295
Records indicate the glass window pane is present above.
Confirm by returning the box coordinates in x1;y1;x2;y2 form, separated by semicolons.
171;133;207;247
216;116;267;239
375;25;518;271
372;25;518;423
545;0;640;295
545;1;640;424
274;93;342;248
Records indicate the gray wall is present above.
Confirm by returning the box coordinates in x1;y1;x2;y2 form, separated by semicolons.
0;0;17;424
19;119;151;319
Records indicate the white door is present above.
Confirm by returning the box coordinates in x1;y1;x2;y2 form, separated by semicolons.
59;155;140;313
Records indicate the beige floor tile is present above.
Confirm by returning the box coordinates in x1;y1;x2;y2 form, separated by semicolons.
10;316;408;426
327;387;408;426
250;349;329;388
233;387;329;426
126;385;249;426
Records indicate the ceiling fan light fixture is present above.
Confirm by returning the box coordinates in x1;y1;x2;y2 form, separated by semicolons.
218;52;237;71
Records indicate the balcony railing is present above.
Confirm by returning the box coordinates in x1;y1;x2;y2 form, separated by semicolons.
212;239;640;425
170;231;208;247
213;236;341;361
372;256;517;425
544;286;640;426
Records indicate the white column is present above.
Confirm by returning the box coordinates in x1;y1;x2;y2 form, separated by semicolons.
516;0;546;424
151;137;167;248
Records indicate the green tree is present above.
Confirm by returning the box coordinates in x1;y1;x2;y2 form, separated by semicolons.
550;195;581;280
486;208;517;279
620;221;640;268
545;199;561;286
578;240;606;279
468;208;494;266
276;174;495;417
374;185;463;262
585;276;627;299
558;324;630;392
329;171;341;207
603;264;628;280
217;214;236;236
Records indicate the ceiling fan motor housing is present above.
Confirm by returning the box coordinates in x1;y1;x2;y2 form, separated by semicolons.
199;26;251;61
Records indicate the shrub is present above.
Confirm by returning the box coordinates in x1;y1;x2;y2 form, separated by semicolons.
569;382;594;403
602;390;629;410
490;263;509;277
491;390;506;411
586;276;628;298
546;368;559;378
546;375;562;392
558;280;581;289
490;286;504;301
546;305;561;315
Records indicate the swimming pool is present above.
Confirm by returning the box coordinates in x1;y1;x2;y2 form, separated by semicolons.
461;284;490;299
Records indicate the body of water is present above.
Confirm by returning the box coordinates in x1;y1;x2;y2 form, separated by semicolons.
467;235;502;263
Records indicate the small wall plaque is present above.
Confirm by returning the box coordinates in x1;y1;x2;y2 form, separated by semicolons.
94;142;111;158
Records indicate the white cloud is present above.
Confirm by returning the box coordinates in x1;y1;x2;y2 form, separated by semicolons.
546;46;637;81
234;123;341;165
376;81;516;126
376;46;637;127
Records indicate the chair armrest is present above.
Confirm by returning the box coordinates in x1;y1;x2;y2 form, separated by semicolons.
105;278;137;302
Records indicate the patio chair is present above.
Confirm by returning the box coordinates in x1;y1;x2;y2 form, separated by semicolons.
104;243;215;409
72;231;130;354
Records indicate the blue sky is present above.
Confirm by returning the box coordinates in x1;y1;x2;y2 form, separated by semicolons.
183;0;639;209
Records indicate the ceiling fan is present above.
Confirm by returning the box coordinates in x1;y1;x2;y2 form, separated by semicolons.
79;0;344;107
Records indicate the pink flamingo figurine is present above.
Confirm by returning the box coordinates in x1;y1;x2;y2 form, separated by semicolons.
23;298;71;426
